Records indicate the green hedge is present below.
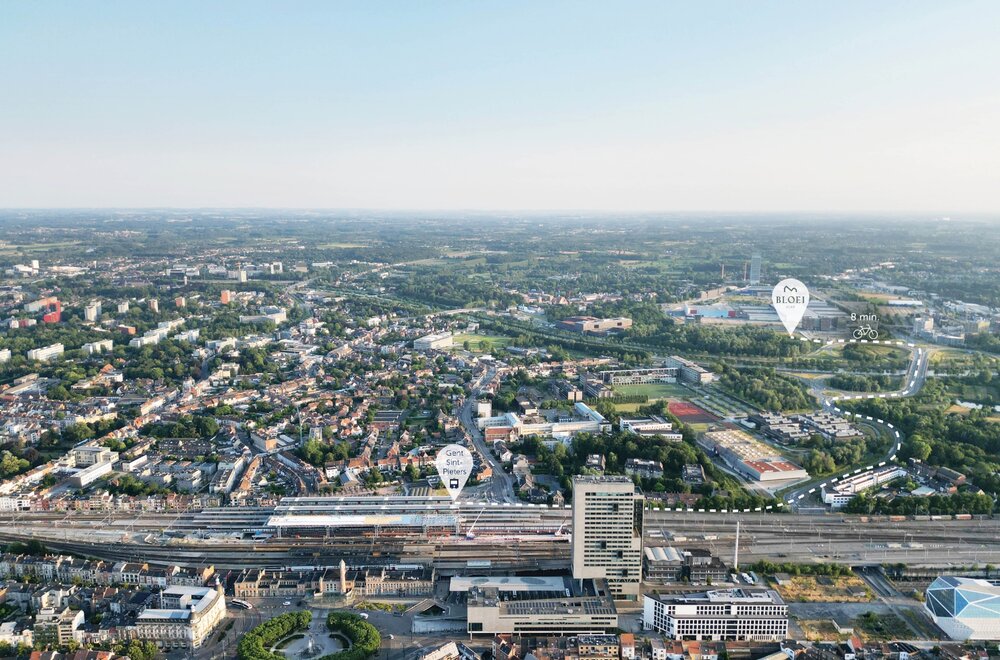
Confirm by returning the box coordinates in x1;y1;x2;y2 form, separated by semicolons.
318;612;381;660
238;611;312;660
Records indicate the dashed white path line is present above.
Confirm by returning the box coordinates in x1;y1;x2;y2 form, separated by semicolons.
468;338;917;517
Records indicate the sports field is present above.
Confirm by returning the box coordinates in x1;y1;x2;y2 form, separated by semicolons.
667;400;719;423
614;383;689;399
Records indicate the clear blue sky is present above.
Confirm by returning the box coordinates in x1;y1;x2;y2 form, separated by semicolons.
2;1;998;211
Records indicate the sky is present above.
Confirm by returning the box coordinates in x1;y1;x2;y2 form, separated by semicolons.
1;1;999;212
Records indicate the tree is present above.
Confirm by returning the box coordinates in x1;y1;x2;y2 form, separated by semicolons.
63;423;95;443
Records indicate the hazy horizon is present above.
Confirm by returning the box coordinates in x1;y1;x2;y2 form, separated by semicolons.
3;1;999;211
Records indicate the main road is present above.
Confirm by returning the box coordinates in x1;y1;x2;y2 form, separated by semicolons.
457;367;517;503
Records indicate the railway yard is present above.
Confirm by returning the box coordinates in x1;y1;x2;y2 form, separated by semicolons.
1;498;998;572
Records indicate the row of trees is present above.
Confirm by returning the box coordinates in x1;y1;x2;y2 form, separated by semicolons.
828;374;899;393
843;491;995;516
749;561;854;577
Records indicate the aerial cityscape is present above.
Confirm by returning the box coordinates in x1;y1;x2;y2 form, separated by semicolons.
3;2;1000;660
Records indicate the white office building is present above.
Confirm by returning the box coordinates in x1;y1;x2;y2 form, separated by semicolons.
134;585;227;651
82;339;114;355
643;589;788;641
414;332;453;351
27;343;64;363
84;302;101;322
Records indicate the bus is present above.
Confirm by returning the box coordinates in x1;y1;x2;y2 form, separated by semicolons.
230;599;253;610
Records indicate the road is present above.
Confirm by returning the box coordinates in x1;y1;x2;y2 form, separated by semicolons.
783;341;930;507
457;367;516;503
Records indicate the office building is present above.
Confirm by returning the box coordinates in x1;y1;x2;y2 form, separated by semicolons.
414;332;453;351
134;585;227;651
600;367;678;385
821;465;908;508
82;339;114;355
27;343;64;363
749;253;762;285
149;298;159;313
559;316;633;335
83;302;101;322
457;576;619;635
70;460;115;488
643;547;685;583
572;476;643;600
624;458;664;479
239;306;287;325
33;607;84;646
666;356;715;385
72;445;118;467
926;576;1000;640
643;589;788;641
619;416;683;441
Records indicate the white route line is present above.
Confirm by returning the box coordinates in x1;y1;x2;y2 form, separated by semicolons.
477;337;919;517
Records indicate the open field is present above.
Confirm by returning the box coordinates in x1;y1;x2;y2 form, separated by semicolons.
773;575;875;603
614;383;689;399
796;619;848;642
854;612;912;642
452;333;511;352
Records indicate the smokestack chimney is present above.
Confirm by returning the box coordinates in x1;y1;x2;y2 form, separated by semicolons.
734;520;740;571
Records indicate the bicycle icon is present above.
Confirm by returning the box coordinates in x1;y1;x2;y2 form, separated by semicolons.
853;324;879;340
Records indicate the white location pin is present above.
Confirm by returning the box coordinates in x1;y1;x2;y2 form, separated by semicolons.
771;278;809;336
435;444;474;502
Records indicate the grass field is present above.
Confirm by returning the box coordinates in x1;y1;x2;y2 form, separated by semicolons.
614;383;689;399
452;333;510;352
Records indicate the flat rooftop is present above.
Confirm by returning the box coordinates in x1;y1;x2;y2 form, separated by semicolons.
451;576;567;593
268;513;457;528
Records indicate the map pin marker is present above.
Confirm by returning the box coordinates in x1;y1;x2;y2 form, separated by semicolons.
772;278;809;336
435;444;473;502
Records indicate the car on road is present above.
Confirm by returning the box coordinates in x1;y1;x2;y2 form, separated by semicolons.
283;601;292;606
